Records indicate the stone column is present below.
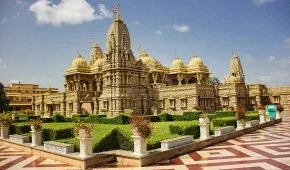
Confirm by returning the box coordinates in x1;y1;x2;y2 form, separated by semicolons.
199;118;210;140
78;130;93;158
0;125;9;139
152;73;158;84
276;111;281;119
177;74;183;86
89;81;93;91
236;120;244;130
31;130;42;147
96;80;101;92
259;109;266;123
132;128;147;157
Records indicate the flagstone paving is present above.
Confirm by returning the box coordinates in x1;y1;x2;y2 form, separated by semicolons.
1;112;289;170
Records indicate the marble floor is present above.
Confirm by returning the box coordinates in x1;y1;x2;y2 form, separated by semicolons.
1;112;290;170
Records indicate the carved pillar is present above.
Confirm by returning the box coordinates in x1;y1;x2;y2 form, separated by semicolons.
255;96;261;106
93;97;98;114
89;81;93;91
152;72;158;84
197;74;202;84
177;73;183;86
76;80;80;91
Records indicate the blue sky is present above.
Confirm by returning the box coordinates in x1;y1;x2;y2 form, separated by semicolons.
0;0;289;91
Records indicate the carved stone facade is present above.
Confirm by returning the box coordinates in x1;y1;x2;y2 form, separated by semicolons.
34;12;290;116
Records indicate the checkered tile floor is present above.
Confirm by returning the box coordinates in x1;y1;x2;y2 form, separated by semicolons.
1;113;290;170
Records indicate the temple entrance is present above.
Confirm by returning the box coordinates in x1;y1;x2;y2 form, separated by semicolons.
81;102;94;114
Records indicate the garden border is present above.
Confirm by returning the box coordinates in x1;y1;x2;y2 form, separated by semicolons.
0;118;282;168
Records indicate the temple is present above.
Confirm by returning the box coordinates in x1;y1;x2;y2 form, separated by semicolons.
33;11;290;116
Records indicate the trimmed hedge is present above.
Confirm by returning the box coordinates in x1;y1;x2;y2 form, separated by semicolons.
52;114;65;122
72;114;89;122
87;115;107;123
215;111;235;118
183;111;201;120
169;122;200;138
207;114;216;121
245;113;259;121
42;128;74;141
9;123;30;134
27;115;40;120
211;117;236;128
158;113;172;122
98;114;130;124
172;115;184;121
41;117;53;123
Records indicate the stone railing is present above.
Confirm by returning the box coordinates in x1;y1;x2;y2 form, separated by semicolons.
160;136;194;151
9;135;29;144
44;141;74;154
214;126;235;136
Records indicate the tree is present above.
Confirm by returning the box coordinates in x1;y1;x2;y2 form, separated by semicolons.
0;82;9;113
210;76;220;85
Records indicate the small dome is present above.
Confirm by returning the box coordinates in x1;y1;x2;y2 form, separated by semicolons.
92;58;104;71
171;57;186;69
139;50;165;72
188;54;204;67
72;53;88;68
65;53;90;75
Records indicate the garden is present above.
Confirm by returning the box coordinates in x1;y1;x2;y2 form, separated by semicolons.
2;107;265;153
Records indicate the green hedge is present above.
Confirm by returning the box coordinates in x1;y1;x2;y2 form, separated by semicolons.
183;111;201;120
245;113;259;121
215;111;235;117
42;128;74;141
98;114;129;124
27;115;40;120
52;114;65;122
207;114;216;121
169;122;200;138
9;123;30;134
40;117;53;123
72;114;89;122
158;113;172;121
87;115;107;123
172;115;184;121
211;117;236;128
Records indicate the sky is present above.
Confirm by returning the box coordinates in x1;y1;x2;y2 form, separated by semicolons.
0;0;290;92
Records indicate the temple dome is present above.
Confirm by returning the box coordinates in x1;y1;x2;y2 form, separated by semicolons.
139;50;165;72
169;55;187;74
187;53;209;73
65;53;90;75
171;57;186;69
72;53;88;68
91;58;104;73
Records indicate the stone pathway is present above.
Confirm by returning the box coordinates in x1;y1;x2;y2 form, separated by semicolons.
0;112;289;170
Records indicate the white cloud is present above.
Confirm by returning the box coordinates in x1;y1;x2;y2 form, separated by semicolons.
155;30;163;36
253;0;276;5
1;18;7;24
9;79;21;84
173;24;190;33
268;56;275;63
16;0;22;4
243;54;255;62
133;21;140;25
277;56;290;67
29;0;113;26
283;37;290;49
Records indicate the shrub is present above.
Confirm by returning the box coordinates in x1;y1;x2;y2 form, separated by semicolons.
64;117;72;122
207;114;216;121
235;105;247;120
114;114;129;124
43;127;74;141
215;111;235;117
52;113;65;122
277;104;284;112
183;111;201;120
28;118;43;130
27;115;40;120
211;117;236;128
158;113;172;121
9;123;30;134
245;113;259;121
72;114;89;122
169;122;199;138
130;116;152;138
41;117;53;123
87;115;106;123
149;115;160;122
172;115;184;121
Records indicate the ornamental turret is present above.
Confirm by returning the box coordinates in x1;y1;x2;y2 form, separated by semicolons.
225;50;245;84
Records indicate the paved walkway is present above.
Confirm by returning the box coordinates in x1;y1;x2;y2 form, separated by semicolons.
1;112;289;170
